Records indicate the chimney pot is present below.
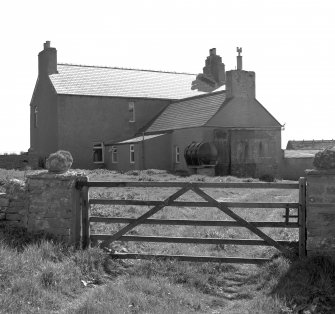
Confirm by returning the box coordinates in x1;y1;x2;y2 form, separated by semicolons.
210;48;216;55
236;47;243;70
44;41;51;49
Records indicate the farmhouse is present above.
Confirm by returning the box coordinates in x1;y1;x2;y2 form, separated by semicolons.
30;41;282;177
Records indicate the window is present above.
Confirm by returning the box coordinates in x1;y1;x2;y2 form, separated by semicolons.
130;144;135;163
34;106;38;128
93;142;104;163
129;102;135;122
175;146;180;163
111;146;118;163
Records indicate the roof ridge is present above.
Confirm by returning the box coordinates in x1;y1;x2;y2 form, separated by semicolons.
288;139;335;143
57;63;196;76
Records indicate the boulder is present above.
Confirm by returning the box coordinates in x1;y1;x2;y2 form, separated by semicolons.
313;146;335;170
46;150;73;173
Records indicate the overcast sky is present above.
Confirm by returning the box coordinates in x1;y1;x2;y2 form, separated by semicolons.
0;0;334;153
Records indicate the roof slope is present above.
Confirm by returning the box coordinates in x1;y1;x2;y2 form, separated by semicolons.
145;92;226;133
49;64;205;100
284;150;320;158
206;98;282;128
116;134;167;144
286;140;335;150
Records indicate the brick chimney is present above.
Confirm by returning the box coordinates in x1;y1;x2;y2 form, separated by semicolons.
202;48;226;85
191;48;225;92
38;41;57;76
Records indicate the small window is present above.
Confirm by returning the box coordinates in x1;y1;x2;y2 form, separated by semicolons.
130;144;135;163
93;142;104;163
111;146;118;163
34;106;38;128
175;146;180;163
129;102;135;122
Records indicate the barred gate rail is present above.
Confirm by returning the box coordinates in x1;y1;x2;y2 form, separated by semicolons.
75;178;307;265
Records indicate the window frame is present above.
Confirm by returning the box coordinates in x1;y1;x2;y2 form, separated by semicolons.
175;146;180;163
93;142;104;164
111;146;118;163
130;144;135;164
129;102;135;122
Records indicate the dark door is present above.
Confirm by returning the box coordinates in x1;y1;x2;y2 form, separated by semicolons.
213;129;231;175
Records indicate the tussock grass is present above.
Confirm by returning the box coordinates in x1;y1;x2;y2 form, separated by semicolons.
0;222;334;313
0;227;105;313
0;169;28;193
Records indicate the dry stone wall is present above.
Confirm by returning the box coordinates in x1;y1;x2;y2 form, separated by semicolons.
0;152;39;170
0;170;88;244
26;171;86;242
0;193;8;221
0;180;27;226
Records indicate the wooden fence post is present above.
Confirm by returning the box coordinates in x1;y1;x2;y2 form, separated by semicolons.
81;185;90;249
298;177;307;258
73;184;82;249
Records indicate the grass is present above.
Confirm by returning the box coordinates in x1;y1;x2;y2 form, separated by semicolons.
0;168;334;313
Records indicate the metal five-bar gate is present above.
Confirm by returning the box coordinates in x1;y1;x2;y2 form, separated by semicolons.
75;178;306;264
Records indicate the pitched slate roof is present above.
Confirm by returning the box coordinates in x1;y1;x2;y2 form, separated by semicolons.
49;64;205;100
145;91;226;133
286;140;335;150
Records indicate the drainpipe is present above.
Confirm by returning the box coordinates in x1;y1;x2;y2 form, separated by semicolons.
142;132;146;170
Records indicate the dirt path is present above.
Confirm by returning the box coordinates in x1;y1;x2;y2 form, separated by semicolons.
207;264;259;314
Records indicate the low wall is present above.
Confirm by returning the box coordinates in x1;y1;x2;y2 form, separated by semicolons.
0;152;39;170
0;170;88;244
0;180;27;225
306;169;335;255
280;157;314;180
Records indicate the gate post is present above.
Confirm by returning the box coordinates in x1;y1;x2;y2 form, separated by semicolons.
81;182;90;249
298;177;307;257
26;171;88;245
73;184;82;249
305;169;335;256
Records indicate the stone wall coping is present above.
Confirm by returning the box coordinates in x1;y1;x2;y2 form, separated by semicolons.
305;169;335;176
27;170;87;180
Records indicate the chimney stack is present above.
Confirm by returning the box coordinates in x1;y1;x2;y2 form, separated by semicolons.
236;47;242;70
44;41;51;49
191;48;226;92
38;41;57;76
203;48;226;84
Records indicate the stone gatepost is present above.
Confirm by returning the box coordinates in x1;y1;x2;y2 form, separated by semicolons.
26;170;88;244
306;169;335;255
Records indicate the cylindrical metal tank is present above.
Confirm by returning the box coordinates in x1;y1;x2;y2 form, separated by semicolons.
184;142;218;166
